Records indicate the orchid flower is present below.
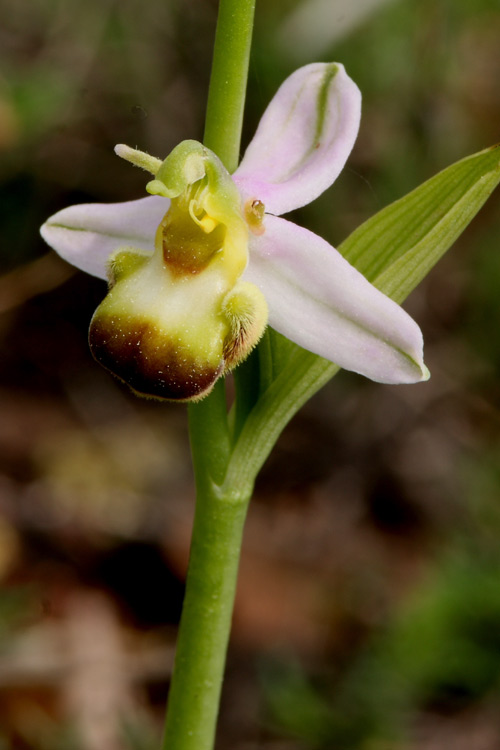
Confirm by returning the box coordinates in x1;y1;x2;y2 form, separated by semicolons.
41;63;429;401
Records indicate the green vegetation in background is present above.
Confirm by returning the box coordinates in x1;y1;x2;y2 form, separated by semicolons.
263;553;500;748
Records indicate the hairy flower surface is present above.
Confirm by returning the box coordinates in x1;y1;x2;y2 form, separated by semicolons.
41;63;429;401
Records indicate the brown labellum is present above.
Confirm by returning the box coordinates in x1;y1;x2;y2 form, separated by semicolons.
89;314;223;402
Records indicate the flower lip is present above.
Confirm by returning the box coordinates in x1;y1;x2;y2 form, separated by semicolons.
79;140;268;401
89;311;224;402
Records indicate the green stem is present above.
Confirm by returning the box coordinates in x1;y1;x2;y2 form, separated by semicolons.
161;483;249;750
203;0;256;172
161;1;256;748
187;379;231;487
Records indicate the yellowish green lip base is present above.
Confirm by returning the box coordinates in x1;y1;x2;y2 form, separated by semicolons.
89;140;269;401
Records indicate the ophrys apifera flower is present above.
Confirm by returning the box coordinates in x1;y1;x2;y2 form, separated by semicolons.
41;63;429;401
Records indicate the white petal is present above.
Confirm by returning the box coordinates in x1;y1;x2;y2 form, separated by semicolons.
40;195;168;279
233;63;361;216
245;216;428;384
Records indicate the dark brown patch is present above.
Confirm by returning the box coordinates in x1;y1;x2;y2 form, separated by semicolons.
89;314;223;401
161;218;226;278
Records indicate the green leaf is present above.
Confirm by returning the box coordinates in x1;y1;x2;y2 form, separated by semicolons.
340;144;500;302
225;145;500;495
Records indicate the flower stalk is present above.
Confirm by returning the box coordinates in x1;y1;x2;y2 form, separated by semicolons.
161;480;249;750
162;0;256;747
203;0;256;173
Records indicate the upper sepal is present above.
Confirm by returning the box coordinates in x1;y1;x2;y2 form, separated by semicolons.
233;62;361;216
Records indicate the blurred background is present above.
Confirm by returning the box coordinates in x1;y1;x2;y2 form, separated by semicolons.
1;0;500;747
